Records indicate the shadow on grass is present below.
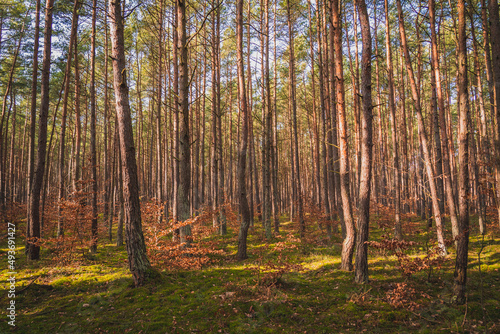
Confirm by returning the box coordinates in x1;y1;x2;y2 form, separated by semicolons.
1;214;499;333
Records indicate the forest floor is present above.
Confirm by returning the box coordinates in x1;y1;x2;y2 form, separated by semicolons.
1;204;500;333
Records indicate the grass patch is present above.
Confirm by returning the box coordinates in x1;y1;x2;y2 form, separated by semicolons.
1;210;499;333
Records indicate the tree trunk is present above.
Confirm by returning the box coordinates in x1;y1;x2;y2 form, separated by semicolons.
287;0;305;239
116;122;124;247
351;1;361;204
397;52;410;214
177;0;192;244
26;0;41;250
201;37;207;206
307;0;321;210
211;0;219;233
322;0;333;236
429;0;459;240
489;0;500;227
470;13;487;234
7;90;17;204
328;0;342;238
90;0;98;253
333;0;355;270
354;0;373;284
56;0;79;238
236;0;252;260
172;4;180;229
0;16;25;219
73;33;81;194
109;0;152;286
27;0;54;261
453;0;470;305
261;0;272;239
317;0;331;231
272;0;280;232
481;0;495;211
104;2;111;241
156;0;164;223
384;0;402;240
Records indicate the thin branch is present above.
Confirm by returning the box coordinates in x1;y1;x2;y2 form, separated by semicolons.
186;0;222;47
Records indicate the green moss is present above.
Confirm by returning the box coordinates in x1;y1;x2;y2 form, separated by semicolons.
1;214;499;333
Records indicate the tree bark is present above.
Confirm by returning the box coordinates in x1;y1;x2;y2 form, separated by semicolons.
27;0;54;261
453;0;470;305
236;0;252;260
56;0;79;238
211;0;219;233
287;0;305;239
470;13;487;234
317;0;331;231
26;0;41;250
116;122;125;247
333;0;355;270
172;4;180;228
489;0;500;227
109;0;152;286
272;0;280;231
90;0;98;253
384;0;402;240
73;32;82;194
307;0;321;210
354;0;373;284
156;0;164;223
261;0;272;239
429;0;459;240
176;0;192;244
104;2;111;241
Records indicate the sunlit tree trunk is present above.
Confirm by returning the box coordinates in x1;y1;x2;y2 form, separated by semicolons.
354;0;373;284
326;0;341;237
430;0;459;240
317;0;331;230
176;0;192;244
261;0;272;239
322;0;334;235
470;13;487;234
115;122;125;247
172;4;180;230
156;0;164;224
109;0;152;286
333;0;355;270
372;1;386;209
272;0;280;231
211;0;219;233
287;0;305;239
453;0;470;305
307;0;321;210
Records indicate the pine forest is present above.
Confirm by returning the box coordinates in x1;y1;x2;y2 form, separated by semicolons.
1;0;500;332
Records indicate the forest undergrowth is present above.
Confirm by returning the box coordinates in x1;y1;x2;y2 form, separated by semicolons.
1;200;499;333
